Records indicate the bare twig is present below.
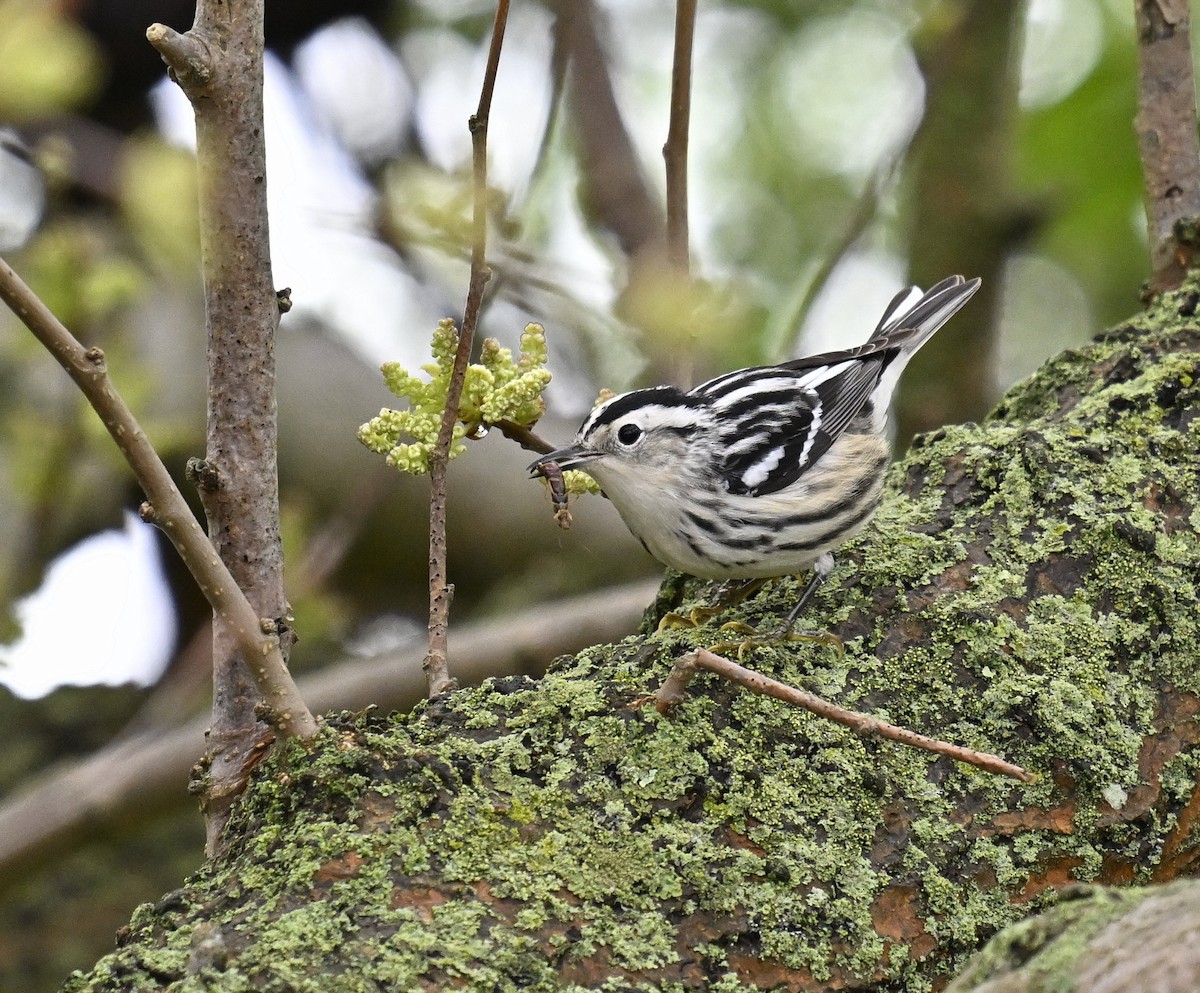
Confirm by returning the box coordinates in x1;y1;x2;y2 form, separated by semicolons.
0;580;658;890
423;0;511;698
663;0;696;274
660;0;698;388
0;257;317;744
655;648;1034;782
1134;0;1200;291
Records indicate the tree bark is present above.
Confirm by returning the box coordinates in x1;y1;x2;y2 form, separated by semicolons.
61;282;1200;990
148;0;294;849
1134;0;1200;292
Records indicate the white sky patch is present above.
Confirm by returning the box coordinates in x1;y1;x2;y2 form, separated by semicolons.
152;49;444;369
1020;0;1104;109
293;17;414;167
0;129;44;251
0;512;177;699
406;4;554;199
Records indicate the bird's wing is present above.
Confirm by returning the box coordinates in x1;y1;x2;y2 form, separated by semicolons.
693;364;867;497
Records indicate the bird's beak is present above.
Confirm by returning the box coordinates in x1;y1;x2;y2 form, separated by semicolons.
527;444;605;476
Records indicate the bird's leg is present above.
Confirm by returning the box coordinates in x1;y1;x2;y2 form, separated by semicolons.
657;578;768;632
711;554;843;660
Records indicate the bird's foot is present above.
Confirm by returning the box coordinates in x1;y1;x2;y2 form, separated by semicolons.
656;579;769;633
656;604;727;632
709;620;844;662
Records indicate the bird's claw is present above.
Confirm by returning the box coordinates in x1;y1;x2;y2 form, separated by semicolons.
656;605;725;632
710;622;844;661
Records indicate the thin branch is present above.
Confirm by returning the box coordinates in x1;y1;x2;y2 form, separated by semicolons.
492;418;556;454
655;648;1034;783
423;0;511;698
663;0;696;274
658;0;698;388
0;580;659;890
0;256;317;740
1134;0;1200;291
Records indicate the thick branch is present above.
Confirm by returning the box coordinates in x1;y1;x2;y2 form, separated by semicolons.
552;0;664;258
0;581;657;890
1134;0;1200;291
902;2;1025;442
0;257;316;741
150;0;299;850
51;288;1200;991
423;0;510;698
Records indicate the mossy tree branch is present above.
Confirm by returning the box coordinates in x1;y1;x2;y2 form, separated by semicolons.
0;582;655;891
947;881;1200;992
61;277;1200;992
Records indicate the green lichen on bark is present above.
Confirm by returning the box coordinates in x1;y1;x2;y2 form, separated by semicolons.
62;284;1200;992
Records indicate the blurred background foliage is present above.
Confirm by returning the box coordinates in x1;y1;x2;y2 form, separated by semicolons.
0;0;1163;988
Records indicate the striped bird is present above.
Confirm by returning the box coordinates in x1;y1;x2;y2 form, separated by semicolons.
530;276;981;604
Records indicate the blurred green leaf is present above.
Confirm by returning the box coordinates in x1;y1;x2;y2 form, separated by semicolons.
0;0;103;119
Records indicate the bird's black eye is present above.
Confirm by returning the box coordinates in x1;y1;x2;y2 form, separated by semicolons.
616;423;643;446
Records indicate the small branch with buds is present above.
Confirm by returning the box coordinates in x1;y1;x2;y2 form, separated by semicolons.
422;0;511;698
654;648;1034;783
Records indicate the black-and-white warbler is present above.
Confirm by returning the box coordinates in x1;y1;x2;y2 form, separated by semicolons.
530;275;981;626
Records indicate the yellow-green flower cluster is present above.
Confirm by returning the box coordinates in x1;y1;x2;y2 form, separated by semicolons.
561;469;600;495
358;321;552;475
